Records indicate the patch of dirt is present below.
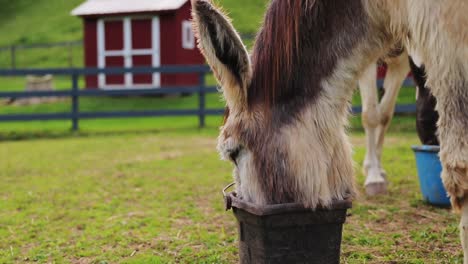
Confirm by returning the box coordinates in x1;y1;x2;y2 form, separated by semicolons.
70;258;93;264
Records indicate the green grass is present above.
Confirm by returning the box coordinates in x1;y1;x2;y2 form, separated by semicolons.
0;130;462;263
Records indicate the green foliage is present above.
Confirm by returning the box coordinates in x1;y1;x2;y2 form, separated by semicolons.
215;0;269;34
0;0;268;69
0;0;84;46
0;0;267;47
0;0;84;68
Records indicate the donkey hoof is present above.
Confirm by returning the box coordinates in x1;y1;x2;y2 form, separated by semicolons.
365;182;388;196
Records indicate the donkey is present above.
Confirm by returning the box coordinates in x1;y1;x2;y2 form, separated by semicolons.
359;50;440;196
191;0;468;261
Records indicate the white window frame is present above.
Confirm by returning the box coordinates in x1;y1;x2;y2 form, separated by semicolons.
182;20;195;50
97;16;161;89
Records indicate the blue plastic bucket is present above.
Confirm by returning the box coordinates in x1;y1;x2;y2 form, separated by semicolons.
411;145;450;207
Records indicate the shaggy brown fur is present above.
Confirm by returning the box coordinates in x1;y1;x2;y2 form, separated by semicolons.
194;0;368;207
248;0;367;121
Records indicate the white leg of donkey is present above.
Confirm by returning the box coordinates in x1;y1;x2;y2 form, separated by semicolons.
360;52;409;196
359;63;385;195
375;54;410;175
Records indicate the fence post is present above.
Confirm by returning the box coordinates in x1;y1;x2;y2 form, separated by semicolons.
71;73;79;131
198;72;206;128
10;46;16;69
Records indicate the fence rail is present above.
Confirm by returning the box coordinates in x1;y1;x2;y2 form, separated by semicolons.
0;41;83;69
0;65;417;132
0;40;82;52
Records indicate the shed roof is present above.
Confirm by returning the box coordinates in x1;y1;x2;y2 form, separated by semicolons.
71;0;188;16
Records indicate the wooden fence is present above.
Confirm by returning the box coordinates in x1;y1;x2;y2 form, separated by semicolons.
0;66;417;131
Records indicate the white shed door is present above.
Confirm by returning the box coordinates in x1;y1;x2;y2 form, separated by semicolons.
97;16;161;89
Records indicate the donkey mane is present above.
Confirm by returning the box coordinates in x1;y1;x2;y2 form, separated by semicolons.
247;0;366;119
248;0;316;110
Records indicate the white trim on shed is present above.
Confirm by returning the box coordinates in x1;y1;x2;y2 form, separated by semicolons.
97;16;161;89
72;0;188;16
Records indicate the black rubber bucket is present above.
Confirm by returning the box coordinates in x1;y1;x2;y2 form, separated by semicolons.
223;183;352;264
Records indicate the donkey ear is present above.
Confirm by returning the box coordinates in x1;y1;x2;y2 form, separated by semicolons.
191;0;251;108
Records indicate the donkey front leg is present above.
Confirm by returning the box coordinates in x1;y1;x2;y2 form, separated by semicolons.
442;160;468;264
375;54;410;170
436;76;468;263
359;63;387;195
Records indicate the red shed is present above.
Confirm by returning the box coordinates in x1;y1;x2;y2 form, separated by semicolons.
72;0;204;89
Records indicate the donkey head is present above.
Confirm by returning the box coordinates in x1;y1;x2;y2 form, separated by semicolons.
192;0;368;208
191;0;265;203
